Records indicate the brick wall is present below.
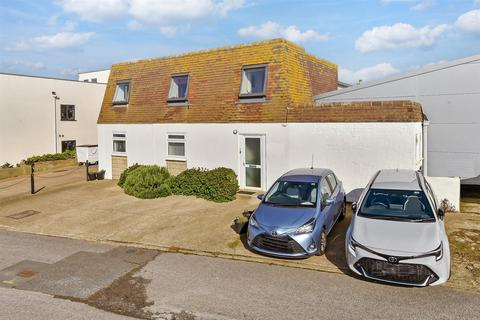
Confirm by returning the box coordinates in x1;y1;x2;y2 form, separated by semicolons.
98;39;338;124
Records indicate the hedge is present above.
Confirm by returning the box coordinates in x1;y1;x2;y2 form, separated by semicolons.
24;150;76;165
118;165;239;202
118;163;141;188
123;165;172;199
170;167;239;202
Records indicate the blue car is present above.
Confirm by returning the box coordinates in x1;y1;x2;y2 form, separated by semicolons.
247;168;346;258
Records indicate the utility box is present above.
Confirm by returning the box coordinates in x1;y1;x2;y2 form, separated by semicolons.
76;145;98;164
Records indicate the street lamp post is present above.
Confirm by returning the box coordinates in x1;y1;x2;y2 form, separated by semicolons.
52;92;60;153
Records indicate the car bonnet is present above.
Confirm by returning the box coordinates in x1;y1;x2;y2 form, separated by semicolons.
254;203;317;230
352;215;441;254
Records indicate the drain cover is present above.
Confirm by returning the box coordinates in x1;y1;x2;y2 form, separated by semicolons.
7;210;40;220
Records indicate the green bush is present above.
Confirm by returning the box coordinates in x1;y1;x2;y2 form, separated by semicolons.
171;167;238;202
24;150;76;165
118;163;141;188
123;165;172;199
1;162;13;169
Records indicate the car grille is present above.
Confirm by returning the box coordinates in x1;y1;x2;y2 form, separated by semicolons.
355;258;439;286
252;234;305;254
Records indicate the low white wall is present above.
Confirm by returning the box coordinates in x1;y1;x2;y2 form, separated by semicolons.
98;122;422;194
426;176;461;212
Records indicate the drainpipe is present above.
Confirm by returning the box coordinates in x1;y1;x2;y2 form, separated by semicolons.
422;117;429;176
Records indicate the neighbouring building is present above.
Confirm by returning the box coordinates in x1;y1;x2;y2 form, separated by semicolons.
97;39;425;194
315;55;480;199
0;73;106;165
78;69;111;84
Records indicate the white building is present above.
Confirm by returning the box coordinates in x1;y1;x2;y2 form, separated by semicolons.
0;73;106;165
315;55;480;187
96;39;426;197
78;69;111;84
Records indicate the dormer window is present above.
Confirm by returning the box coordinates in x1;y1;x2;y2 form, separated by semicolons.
240;65;267;99
168;74;189;103
113;81;130;105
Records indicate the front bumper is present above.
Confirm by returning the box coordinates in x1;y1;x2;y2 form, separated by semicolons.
247;224;318;258
346;238;450;286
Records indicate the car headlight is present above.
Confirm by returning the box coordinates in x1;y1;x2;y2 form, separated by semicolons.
432;242;443;261
249;215;259;228
348;236;360;252
295;219;316;234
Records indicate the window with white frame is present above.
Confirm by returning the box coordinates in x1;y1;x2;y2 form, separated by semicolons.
113;133;126;154
167;134;185;158
168;74;189;102
113;81;130;105
240;65;267;98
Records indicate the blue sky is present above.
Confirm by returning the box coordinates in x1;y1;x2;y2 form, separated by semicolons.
1;0;480;84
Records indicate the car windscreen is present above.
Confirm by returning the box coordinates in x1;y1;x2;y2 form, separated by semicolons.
264;181;318;207
358;188;435;222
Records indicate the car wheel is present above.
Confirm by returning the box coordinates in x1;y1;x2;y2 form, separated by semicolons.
339;199;346;221
316;229;327;256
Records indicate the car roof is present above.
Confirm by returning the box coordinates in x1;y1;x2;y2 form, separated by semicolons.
371;169;421;191
279;168;332;182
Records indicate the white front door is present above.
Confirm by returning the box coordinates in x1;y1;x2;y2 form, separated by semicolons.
239;135;265;190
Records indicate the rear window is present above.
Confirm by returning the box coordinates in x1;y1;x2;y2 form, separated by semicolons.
359;189;435;222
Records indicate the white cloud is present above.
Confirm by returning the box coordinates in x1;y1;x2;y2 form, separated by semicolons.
411;0;434;11
59;0;246;27
238;21;329;43
380;0;434;11
11;32;94;50
339;63;399;84
456;10;480;33
59;0;129;22
355;23;448;53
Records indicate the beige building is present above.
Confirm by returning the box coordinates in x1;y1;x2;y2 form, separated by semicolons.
0;72;106;165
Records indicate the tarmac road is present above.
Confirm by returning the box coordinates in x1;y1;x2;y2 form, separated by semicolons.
0;229;479;320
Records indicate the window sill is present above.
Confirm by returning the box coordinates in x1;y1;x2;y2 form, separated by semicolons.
112;102;128;107
112;153;127;157
237;97;269;104
166;157;186;162
60;119;77;122
167;101;189;107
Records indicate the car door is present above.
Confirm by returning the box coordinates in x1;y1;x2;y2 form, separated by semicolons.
326;174;342;221
320;177;334;232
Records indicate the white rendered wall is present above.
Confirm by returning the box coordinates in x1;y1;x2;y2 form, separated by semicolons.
426;176;461;212
0;74;106;165
78;70;110;84
316;59;480;182
98;122;422;194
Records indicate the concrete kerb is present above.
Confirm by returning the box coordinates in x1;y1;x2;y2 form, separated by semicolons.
0;226;344;276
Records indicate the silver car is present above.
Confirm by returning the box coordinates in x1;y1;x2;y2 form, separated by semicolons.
346;169;451;286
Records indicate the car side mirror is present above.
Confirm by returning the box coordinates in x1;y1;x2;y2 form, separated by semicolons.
257;194;264;201
437;208;445;220
351;202;357;212
322;198;334;209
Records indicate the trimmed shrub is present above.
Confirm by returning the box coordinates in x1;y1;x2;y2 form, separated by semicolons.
171;167;239;202
24;150;76;165
123;165;172;199
118;163;141;187
170;168;207;196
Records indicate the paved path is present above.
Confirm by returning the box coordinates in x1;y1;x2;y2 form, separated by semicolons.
0;229;479;320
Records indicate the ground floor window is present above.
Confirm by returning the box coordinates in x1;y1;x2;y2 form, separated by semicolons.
167;134;185;158
113;133;126;154
61;140;76;152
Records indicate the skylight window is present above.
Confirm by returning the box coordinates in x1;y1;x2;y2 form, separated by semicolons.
240;65;267;98
168;74;189;102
